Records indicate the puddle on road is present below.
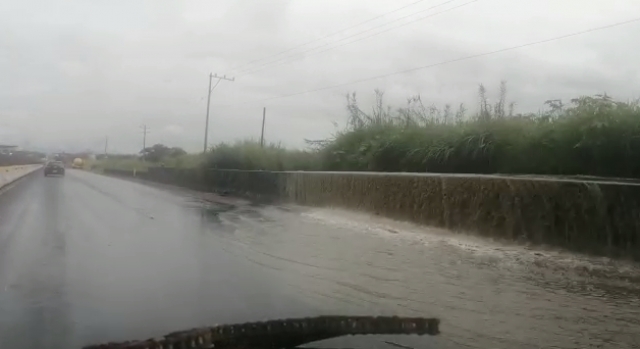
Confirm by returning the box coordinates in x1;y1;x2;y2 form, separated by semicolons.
163;197;640;348
246;205;640;348
181;196;278;238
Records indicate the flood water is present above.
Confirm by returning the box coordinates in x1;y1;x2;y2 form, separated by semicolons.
0;170;638;348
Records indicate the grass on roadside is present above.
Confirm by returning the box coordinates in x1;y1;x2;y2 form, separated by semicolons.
204;140;321;171
96;83;640;178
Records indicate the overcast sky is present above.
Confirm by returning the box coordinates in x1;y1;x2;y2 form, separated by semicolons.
1;0;639;153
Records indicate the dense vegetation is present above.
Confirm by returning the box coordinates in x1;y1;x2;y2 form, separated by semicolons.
91;144;202;172
205;140;320;171
320;86;640;177
99;83;640;178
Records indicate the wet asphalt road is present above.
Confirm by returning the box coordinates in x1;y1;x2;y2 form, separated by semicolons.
0;170;639;349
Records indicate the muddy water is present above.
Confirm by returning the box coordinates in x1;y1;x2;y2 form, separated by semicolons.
203;203;640;349
2;170;637;348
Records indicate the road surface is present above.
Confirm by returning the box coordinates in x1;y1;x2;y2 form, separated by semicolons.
0;170;639;349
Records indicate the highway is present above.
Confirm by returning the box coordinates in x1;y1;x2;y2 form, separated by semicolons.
0;169;639;349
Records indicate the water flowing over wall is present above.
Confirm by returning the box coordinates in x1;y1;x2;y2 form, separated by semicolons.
103;167;640;260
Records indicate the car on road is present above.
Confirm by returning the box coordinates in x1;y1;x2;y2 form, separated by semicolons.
44;161;65;177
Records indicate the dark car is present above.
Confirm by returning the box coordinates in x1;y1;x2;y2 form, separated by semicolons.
44;161;65;177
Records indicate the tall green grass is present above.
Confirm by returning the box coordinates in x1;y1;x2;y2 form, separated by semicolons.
92;157;152;172
204;140;321;171
98;84;640;178
92;153;205;172
318;87;640;177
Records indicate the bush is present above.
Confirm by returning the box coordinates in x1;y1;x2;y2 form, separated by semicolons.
97;83;640;179
93;153;205;172
204;140;321;171
318;87;640;178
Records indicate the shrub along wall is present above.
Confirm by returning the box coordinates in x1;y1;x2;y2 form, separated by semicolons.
103;168;640;260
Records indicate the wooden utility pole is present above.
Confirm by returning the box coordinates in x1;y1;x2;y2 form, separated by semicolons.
141;125;149;161
260;107;266;147
104;136;108;155
141;125;149;150
203;73;235;153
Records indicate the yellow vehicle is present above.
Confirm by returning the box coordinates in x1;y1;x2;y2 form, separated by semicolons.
72;157;84;169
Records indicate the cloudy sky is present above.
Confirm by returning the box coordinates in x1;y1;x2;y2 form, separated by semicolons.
1;0;639;153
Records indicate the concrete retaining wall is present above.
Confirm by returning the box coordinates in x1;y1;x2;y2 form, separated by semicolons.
0;165;42;189
103;168;640;260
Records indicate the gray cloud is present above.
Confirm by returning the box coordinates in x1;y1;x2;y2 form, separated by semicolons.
1;0;639;153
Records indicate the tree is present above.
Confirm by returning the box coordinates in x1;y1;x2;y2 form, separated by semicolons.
140;144;171;162
140;144;187;162
169;147;187;157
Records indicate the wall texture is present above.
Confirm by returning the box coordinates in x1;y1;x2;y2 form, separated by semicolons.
103;168;640;260
0;165;42;189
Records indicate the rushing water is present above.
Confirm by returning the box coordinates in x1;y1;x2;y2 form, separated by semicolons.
1;172;639;349
199;200;640;349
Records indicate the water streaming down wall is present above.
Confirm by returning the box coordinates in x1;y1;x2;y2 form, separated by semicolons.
103;167;640;260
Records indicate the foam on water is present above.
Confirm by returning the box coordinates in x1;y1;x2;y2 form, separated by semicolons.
210;201;640;348
297;207;640;287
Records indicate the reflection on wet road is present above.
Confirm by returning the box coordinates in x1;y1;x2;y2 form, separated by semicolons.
0;170;639;348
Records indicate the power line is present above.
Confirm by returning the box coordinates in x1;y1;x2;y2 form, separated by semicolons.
236;0;469;76
236;0;462;75
224;16;640;105
227;0;431;73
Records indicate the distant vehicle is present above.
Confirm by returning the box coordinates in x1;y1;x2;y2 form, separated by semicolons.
72;157;84;169
44;161;65;177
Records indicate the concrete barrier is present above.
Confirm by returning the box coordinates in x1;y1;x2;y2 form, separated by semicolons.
0;165;43;189
103;167;640;260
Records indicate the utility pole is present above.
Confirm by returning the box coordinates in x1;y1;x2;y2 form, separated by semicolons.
141;125;149;150
260;107;266;148
203;73;234;153
141;125;149;161
104;136;108;156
